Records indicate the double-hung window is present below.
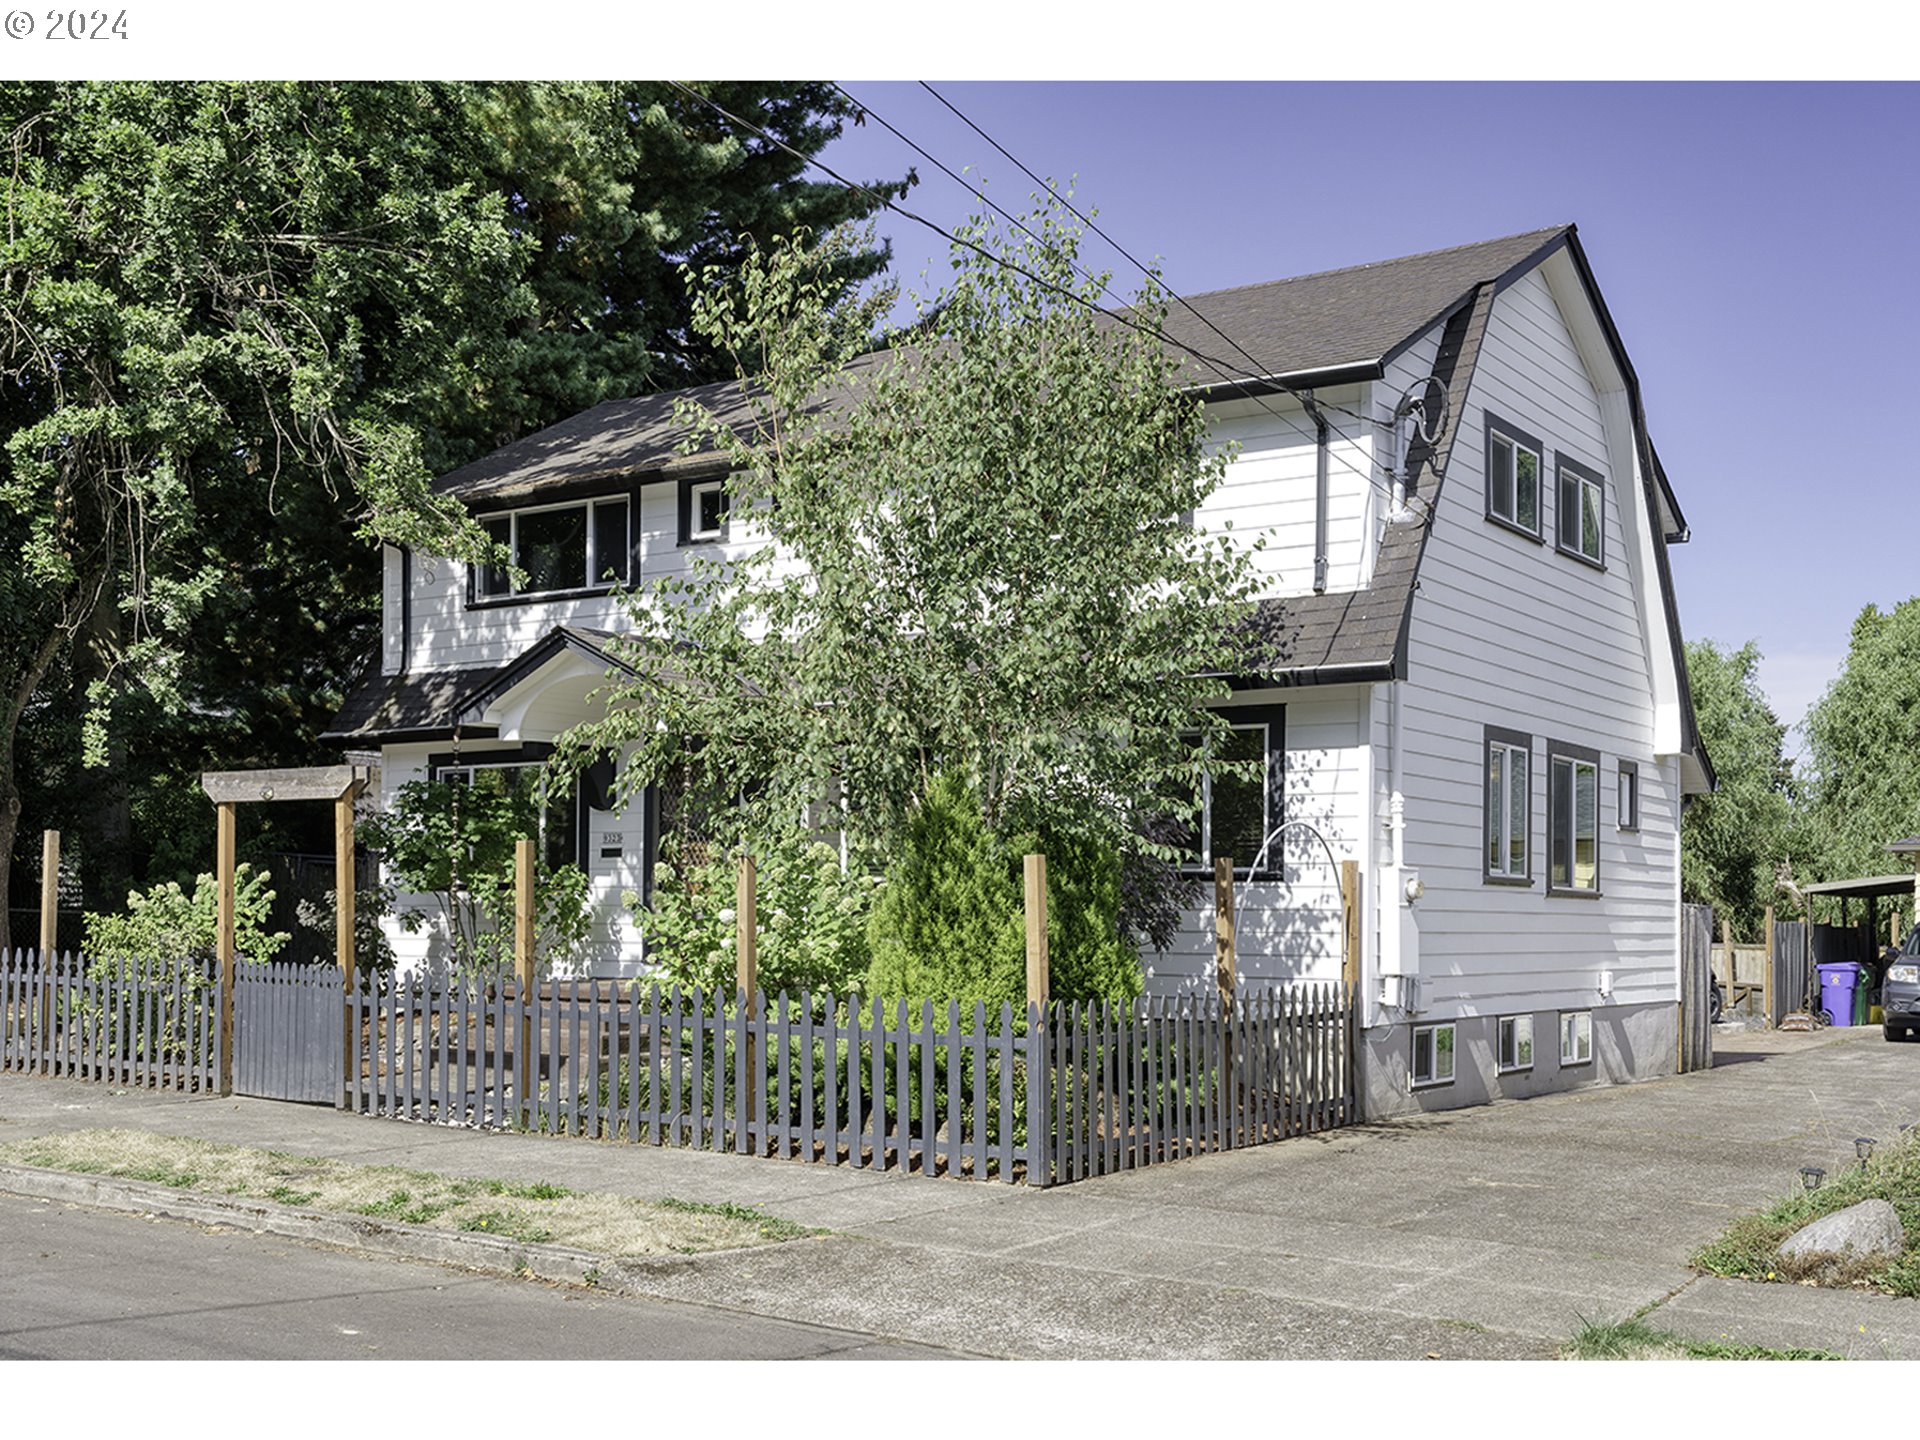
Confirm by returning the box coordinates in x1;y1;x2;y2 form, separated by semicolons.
1484;414;1543;539
1411;1023;1455;1088
1485;726;1531;884
474;496;631;601
1555;455;1605;566
1177;708;1283;879
1497;1015;1534;1072
1560;1011;1592;1066
1547;741;1601;894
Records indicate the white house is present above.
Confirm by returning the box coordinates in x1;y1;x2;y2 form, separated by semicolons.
325;224;1712;1118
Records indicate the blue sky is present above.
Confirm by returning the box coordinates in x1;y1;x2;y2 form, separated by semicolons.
818;82;1920;743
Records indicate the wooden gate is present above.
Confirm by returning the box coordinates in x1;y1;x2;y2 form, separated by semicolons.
1678;902;1714;1072
233;963;343;1104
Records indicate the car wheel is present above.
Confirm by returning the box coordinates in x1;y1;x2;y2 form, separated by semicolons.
1887;1023;1908;1042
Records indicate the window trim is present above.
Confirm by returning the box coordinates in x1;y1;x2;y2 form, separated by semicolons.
1483;411;1545;542
1617;759;1640;833
1483;724;1533;887
1178;705;1287;883
1411;1022;1456;1089
1497;1014;1535;1074
467;492;635;608
1546;739;1603;897
1554;454;1606;569
1559;1010;1593;1067
679;474;732;546
424;741;589;869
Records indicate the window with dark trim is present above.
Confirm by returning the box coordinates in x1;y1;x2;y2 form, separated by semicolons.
1484;412;1544;540
1547;740;1602;895
1617;760;1639;833
1412;1023;1455;1088
426;743;585;871
470;496;632;604
1555;454;1605;567
1484;725;1531;885
1176;706;1286;880
679;475;731;545
1497;1015;1534;1073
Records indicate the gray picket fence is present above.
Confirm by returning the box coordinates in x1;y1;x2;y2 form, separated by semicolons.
346;978;1355;1186
0;947;221;1092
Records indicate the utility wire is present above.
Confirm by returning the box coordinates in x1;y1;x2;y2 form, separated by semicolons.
669;80;1397;501
914;81;1383;444
832;81;1397;502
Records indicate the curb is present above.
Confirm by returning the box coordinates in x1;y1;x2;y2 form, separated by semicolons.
0;1161;802;1299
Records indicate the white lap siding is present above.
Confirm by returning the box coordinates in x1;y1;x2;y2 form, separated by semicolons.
373;740;647;979
1144;687;1368;996
1388;266;1678;1021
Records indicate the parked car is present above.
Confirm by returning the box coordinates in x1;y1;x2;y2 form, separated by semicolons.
1709;975;1724;1024
1881;926;1920;1041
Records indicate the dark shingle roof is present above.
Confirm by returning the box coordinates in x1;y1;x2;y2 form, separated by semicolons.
320;664;503;743
435;228;1571;508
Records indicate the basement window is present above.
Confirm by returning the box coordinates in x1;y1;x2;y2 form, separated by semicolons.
1497;1015;1534;1073
1411;1023;1455;1088
1560;1011;1592;1066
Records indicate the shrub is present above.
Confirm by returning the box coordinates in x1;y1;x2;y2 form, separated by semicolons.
630;827;873;997
866;773;1141;1009
84;862;289;964
360;776;592;976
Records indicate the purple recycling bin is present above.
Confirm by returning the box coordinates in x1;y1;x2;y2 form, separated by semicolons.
1817;962;1862;1027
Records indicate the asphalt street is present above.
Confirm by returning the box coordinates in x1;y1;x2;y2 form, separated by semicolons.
0;1192;961;1362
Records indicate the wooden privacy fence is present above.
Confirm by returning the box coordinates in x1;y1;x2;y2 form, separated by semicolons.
346;978;1356;1187
0;948;221;1092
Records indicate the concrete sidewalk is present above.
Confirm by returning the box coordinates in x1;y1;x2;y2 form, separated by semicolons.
3;1022;1916;1359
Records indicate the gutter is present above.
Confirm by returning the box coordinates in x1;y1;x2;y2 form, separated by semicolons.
1301;393;1331;594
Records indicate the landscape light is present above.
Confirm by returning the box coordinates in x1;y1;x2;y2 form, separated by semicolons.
1856;1137;1877;1163
1799;1166;1825;1192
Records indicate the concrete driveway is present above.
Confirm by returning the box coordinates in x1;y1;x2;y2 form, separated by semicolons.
2;1023;1915;1359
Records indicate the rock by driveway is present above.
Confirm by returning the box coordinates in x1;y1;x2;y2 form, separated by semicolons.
2;1023;1915;1359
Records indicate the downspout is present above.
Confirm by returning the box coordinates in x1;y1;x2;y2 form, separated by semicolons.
1303;393;1330;594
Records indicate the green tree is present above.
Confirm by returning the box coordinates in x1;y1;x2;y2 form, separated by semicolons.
0;81;912;935
561;205;1264;956
1801;599;1920;887
1681;639;1794;934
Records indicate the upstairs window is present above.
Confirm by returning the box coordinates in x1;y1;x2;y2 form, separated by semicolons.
680;476;731;545
1617;760;1639;832
1548;741;1601;894
474;497;631;601
1556;455;1605;567
1484;413;1543;539
1485;725;1531;884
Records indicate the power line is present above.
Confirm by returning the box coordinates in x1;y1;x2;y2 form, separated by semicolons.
914;81;1383;446
669;80;1400;504
830;80;1397;503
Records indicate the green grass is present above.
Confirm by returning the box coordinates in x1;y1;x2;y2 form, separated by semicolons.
1692;1127;1920;1297
656;1196;817;1242
1565;1318;1841;1362
458;1210;555;1245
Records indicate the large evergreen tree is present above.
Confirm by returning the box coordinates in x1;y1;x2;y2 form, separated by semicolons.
0;81;910;945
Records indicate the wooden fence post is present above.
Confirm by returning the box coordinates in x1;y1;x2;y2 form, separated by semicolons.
37;829;58;1053
1341;859;1362;1121
737;852;758;1132
1763;904;1775;1027
1022;852;1049;1188
38;828;58;961
514;837;535;1109
1024;853;1049;1011
1213;857;1236;1008
216;801;237;1097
